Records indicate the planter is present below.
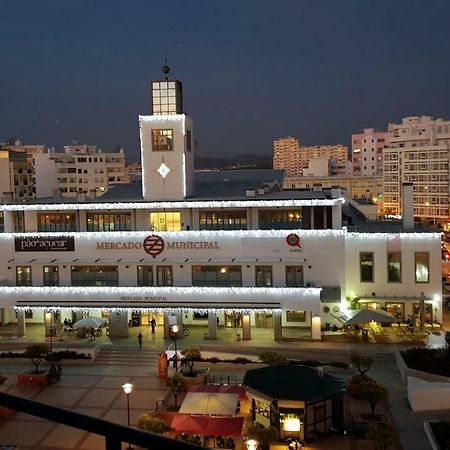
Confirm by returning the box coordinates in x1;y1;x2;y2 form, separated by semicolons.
17;372;49;387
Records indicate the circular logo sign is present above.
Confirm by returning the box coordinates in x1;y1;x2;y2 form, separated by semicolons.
143;235;165;258
286;233;301;248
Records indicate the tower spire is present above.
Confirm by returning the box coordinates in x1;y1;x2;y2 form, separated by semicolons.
162;54;170;80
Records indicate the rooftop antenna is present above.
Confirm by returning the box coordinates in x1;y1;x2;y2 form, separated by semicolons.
162;52;170;80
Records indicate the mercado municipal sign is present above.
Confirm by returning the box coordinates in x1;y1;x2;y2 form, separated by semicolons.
96;234;220;258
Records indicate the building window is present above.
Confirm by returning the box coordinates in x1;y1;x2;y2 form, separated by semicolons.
151;129;173;151
256;266;272;287
387;252;401;283
258;209;302;230
192;265;242;287
43;266;59;286
199;210;247;230
137;266;153;286
286;266;304;287
360;252;374;282
16;266;32;286
150;212;181;231
38;213;76;232
86;213;132;232
286;311;306;322
385;302;404;318
71;266;118;286
156;266;173;286
415;252;429;283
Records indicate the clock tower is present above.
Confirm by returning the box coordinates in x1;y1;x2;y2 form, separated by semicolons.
139;64;194;201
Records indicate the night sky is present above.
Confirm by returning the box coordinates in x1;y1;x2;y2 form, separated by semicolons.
1;0;450;162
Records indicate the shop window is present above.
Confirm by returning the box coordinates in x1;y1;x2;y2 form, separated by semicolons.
415;252;429;283
86;212;131;232
43;266;59;286
258;209;302;230
24;309;33;319
286;266;303;287
71;266;118;287
360;252;374;282
150;212;181;231
137;266;153;286
16;266;32;286
387;252;401;283
192;265;242;287
193;311;208;320
38;213;76;232
199;210;247;230
156;266;173;286
385;302;404;318
286;311;306;322
255;266;272;287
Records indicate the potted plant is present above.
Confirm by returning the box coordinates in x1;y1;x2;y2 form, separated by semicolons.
17;344;51;387
137;413;172;434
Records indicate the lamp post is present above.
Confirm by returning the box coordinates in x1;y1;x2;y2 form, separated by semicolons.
246;439;259;450
170;324;179;372
122;382;134;450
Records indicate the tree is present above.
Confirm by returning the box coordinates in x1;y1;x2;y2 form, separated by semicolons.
137;413;172;434
357;379;389;415
181;346;202;376
365;423;400;450
166;374;187;408
245;423;279;450
259;351;288;365
350;355;374;376
24;344;49;373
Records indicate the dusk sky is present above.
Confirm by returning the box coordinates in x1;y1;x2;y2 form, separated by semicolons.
1;0;450;162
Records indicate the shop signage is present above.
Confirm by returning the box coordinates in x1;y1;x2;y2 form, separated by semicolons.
286;233;302;253
15;236;75;252
120;295;168;301
96;235;220;259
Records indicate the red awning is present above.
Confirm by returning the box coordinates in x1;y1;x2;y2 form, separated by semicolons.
204;417;244;437
171;414;208;434
170;415;244;437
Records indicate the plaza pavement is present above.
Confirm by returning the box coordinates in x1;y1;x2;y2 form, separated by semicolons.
1;316;450;449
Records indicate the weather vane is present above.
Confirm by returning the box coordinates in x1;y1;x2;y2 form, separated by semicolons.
162;53;170;80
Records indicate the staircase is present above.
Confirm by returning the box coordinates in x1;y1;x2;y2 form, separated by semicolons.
95;346;163;366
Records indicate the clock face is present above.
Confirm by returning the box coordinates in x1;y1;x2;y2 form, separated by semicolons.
157;135;167;146
152;129;173;151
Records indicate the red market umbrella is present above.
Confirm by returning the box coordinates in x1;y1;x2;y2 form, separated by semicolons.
204;417;244;437
171;414;208;434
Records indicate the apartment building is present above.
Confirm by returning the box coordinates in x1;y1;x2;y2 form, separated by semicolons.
352;128;388;176
383;116;450;226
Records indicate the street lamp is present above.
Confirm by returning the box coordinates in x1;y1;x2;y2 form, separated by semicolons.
246;439;259;450
122;382;134;450
171;324;179;372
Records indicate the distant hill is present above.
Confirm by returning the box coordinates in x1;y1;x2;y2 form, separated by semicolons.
195;154;273;170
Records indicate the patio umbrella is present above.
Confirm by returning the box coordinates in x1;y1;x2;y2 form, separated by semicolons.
179;392;239;416
171;414;208;434
204;417;244;437
344;308;397;325
73;317;107;329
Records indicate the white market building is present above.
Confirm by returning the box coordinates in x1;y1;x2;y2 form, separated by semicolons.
0;72;443;341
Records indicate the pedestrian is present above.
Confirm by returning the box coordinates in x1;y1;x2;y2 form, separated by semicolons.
90;327;96;341
138;332;143;348
150;317;156;333
216;316;219;327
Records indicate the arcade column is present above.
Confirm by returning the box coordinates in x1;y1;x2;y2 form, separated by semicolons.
207;313;218;340
16;310;26;337
311;315;322;341
273;313;282;341
241;314;251;340
108;310;129;338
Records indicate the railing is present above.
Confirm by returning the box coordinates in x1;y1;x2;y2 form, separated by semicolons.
0;392;205;450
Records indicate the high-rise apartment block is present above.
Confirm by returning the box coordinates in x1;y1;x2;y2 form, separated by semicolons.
383;116;450;224
34;145;129;198
273;137;348;177
351;128;388;176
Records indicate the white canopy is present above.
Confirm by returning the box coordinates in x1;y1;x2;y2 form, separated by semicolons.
179;392;239;416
